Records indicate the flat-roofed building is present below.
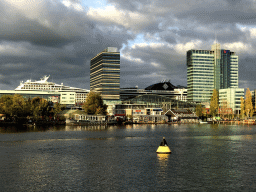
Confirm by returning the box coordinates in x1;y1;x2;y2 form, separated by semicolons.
187;43;238;103
90;47;120;101
219;88;244;114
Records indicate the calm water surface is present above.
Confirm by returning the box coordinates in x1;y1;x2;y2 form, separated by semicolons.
0;124;256;191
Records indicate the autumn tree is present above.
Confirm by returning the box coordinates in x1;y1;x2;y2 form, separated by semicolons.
245;88;253;118
219;100;232;119
82;92;107;115
240;97;245;119
196;104;203;118
210;89;219;117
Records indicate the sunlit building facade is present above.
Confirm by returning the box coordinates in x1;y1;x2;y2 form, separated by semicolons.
90;47;120;101
187;43;238;103
219;88;244;114
14;75;89;106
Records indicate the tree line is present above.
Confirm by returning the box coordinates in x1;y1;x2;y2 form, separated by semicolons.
0;94;64;122
196;88;254;120
0;92;107;122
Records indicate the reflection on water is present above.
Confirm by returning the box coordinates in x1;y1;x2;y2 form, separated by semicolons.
157;154;170;161
0;124;256;191
65;125;108;131
156;153;170;182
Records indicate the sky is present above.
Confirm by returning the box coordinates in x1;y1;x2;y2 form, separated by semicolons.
0;0;256;91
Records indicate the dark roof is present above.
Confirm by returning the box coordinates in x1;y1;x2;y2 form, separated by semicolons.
145;82;176;91
176;85;187;89
165;109;197;118
172;109;192;114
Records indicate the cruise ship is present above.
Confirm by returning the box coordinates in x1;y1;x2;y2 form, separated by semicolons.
15;75;89;105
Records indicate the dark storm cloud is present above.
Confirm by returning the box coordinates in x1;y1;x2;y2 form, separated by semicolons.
238;54;256;90
0;0;133;90
108;0;256;23
106;0;256;90
168;24;248;44
121;45;187;88
0;0;255;91
0;0;95;47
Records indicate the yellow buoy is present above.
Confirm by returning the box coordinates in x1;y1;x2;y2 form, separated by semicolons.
156;137;171;154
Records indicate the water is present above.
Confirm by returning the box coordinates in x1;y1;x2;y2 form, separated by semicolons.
0;124;256;191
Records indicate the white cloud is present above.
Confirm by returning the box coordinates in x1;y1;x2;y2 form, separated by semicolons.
62;0;84;11
87;5;157;31
151;62;160;67
249;28;256;38
5;0;47;20
121;54;144;64
175;40;202;54
131;42;172;50
237;25;256;39
223;42;252;53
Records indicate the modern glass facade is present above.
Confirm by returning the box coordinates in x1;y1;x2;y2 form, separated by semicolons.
187;50;215;102
187;44;238;103
90;47;120;100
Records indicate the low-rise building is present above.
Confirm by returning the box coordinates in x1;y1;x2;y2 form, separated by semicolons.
59;110;106;122
219;88;244;114
165;109;198;123
113;104;164;117
120;81;187;102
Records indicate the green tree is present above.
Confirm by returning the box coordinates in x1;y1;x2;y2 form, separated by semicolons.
210;89;219;117
24;98;32;117
53;103;62;119
82;92;107;115
11;94;26;117
0;95;14;117
31;97;49;120
240;97;245;119
245;88;253;118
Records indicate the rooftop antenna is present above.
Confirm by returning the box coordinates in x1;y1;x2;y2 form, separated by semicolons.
215;31;217;44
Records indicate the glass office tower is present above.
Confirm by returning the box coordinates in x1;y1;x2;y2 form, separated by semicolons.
90;47;120;101
187;43;238;103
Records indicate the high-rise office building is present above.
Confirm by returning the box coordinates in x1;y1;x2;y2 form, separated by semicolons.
90;47;120;101
187;43;238;102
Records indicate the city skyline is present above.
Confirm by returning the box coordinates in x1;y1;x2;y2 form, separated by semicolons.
187;43;239;102
0;0;255;91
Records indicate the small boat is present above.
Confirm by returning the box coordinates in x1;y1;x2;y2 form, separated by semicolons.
199;120;208;124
